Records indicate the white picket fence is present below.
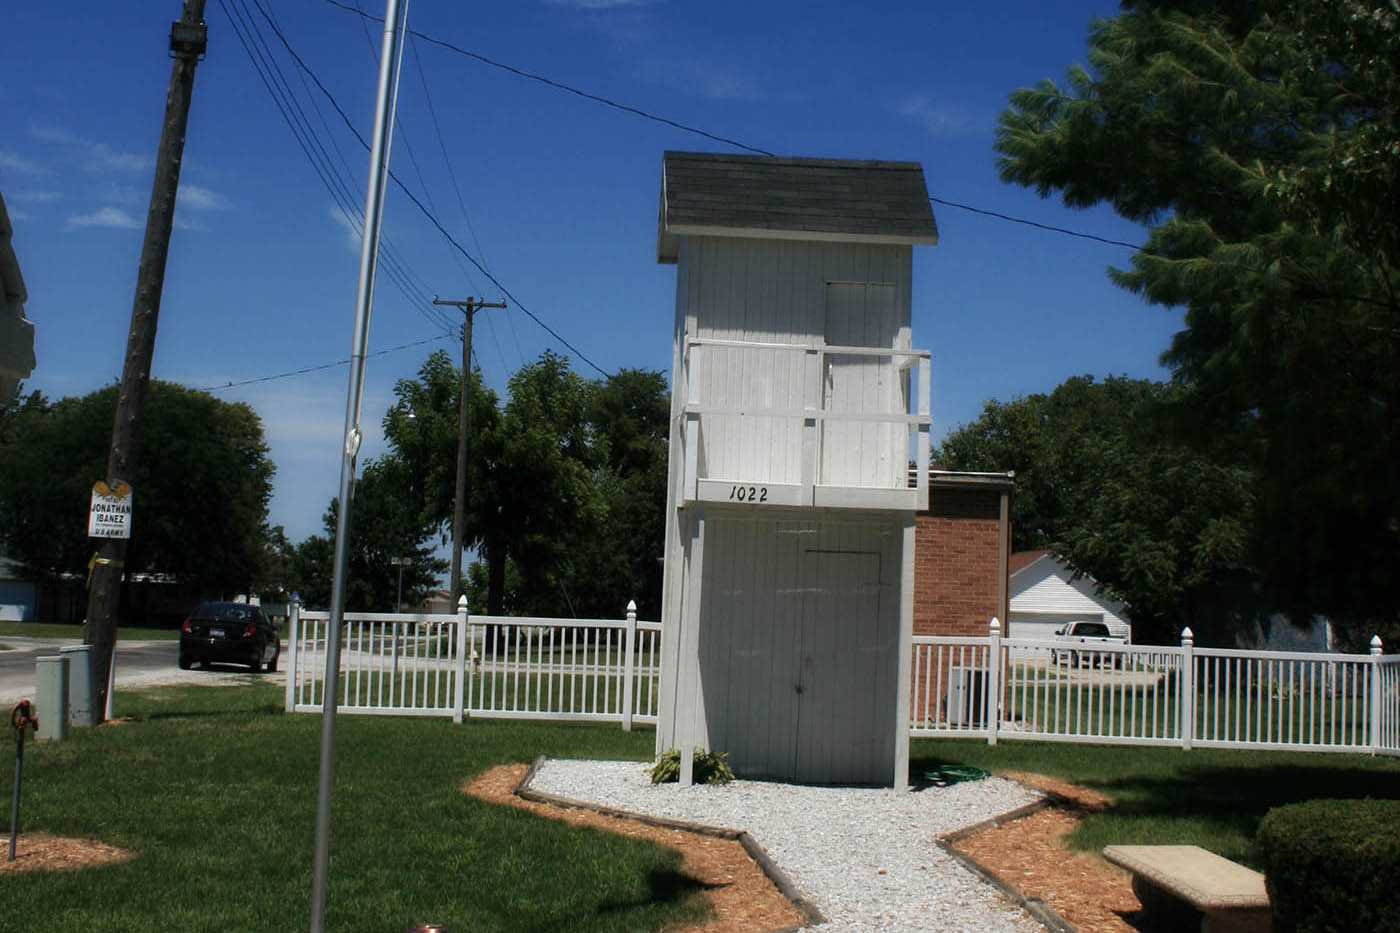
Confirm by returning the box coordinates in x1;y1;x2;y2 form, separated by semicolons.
285;606;1400;757
284;601;662;729
912;620;1400;757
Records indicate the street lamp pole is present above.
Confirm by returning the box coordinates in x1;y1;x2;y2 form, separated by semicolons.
390;556;406;613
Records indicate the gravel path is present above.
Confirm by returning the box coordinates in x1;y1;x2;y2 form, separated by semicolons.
528;759;1045;932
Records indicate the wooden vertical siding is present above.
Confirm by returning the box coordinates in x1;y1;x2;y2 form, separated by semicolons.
682;237;912;489
670;510;903;784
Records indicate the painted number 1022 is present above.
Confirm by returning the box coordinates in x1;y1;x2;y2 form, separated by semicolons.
728;484;768;503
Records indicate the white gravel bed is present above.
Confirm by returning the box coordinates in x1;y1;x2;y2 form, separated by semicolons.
528;758;1045;932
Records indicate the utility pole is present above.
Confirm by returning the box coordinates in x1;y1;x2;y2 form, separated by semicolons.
84;0;208;720
432;296;505;608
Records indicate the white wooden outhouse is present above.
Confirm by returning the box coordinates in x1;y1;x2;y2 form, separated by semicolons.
655;152;939;788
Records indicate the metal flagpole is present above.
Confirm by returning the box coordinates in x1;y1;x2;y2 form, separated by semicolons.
309;0;410;928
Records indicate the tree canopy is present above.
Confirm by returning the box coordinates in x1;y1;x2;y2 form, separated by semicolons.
292;457;447;611
936;376;1253;642
996;0;1400;626
383;351;668;620
0;381;275;595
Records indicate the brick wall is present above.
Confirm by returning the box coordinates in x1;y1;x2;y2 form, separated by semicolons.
911;483;1009;726
914;486;1005;637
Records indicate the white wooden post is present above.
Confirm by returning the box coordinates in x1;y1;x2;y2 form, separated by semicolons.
680;743;694;787
1180;628;1195;751
915;356;930;510
622;599;637;731
1369;635;1383;756
987;617;1002;747
802;347;819;502
284;602;300;713
684;343;702;501
453;596;469;724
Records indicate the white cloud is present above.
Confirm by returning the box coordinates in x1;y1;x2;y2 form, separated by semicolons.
900;95;984;138
178;183;231;212
102;184;144;206
6;208;32;222
9;190;61;204
67;207;141;230
83;144;149;174
27;127;149;174
0;151;46;174
329;205;363;253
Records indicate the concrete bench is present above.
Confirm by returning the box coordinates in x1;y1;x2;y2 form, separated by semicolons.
1103;844;1271;933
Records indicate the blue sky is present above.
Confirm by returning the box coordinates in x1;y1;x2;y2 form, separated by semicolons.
2;0;1182;548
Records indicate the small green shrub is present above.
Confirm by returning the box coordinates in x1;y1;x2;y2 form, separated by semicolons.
1258;798;1400;933
647;748;735;785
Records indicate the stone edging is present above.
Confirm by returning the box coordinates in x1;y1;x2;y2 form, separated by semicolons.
515;756;825;930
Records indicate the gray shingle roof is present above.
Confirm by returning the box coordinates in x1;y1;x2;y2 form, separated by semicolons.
658;151;939;261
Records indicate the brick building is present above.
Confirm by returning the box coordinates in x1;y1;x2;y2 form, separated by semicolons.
914;469;1013;636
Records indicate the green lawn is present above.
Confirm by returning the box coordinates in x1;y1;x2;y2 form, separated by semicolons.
4;683;706;932
0;621;181;641
912;737;1400;867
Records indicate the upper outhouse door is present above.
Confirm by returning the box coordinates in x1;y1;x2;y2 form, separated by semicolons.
821;282;904;489
789;548;895;784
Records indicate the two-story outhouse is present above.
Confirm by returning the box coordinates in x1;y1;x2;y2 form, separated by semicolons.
655;152;939;788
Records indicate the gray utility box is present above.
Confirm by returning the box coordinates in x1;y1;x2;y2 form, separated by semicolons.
59;644;98;727
34;655;70;741
946;666;986;727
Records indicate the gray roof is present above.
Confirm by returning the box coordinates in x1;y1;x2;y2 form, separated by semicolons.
658;151;939;262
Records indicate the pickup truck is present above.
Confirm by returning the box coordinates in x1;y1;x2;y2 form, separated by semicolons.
1052;620;1128;667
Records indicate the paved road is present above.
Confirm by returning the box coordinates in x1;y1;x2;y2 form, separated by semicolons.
0;636;283;705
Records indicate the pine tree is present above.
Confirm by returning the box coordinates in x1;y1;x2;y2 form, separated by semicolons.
996;0;1400;632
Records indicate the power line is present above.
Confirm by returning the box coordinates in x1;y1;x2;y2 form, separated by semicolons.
323;1;1152;256
256;4;612;377
221;0;457;335
323;0;774;157
199;335;450;392
928;196;1143;251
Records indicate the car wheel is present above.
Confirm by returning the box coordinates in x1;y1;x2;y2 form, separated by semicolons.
178;653;191;670
251;644;265;673
267;642;280;673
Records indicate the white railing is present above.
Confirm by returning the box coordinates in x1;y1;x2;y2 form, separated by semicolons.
913;621;1400;756
285;601;661;728
681;337;931;509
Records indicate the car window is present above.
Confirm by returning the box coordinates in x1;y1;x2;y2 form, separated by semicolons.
1079;623;1111;637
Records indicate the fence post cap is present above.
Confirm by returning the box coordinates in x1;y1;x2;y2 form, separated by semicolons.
626;599;637;614
1372;635;1384;653
988;617;1001;635
1181;627;1194;644
457;595;468;611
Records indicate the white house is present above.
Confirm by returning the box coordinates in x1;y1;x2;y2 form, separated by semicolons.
654;152;939;788
1007;550;1132;642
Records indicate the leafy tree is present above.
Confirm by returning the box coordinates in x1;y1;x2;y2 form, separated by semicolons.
995;0;1400;629
384;352;670;620
294;457;446;611
936;376;1252;642
0;381;275;595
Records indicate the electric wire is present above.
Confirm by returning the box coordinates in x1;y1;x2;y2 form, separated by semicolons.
255;4;611;376
226;0;442;330
221;0;457;336
323;0;1150;254
199;335;451;392
927;195;1144;251
323;0;773;157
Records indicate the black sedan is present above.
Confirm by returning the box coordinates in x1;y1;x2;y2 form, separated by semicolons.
179;601;280;672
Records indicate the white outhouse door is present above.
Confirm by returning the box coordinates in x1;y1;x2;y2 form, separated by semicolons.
790;548;894;784
821;282;904;489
